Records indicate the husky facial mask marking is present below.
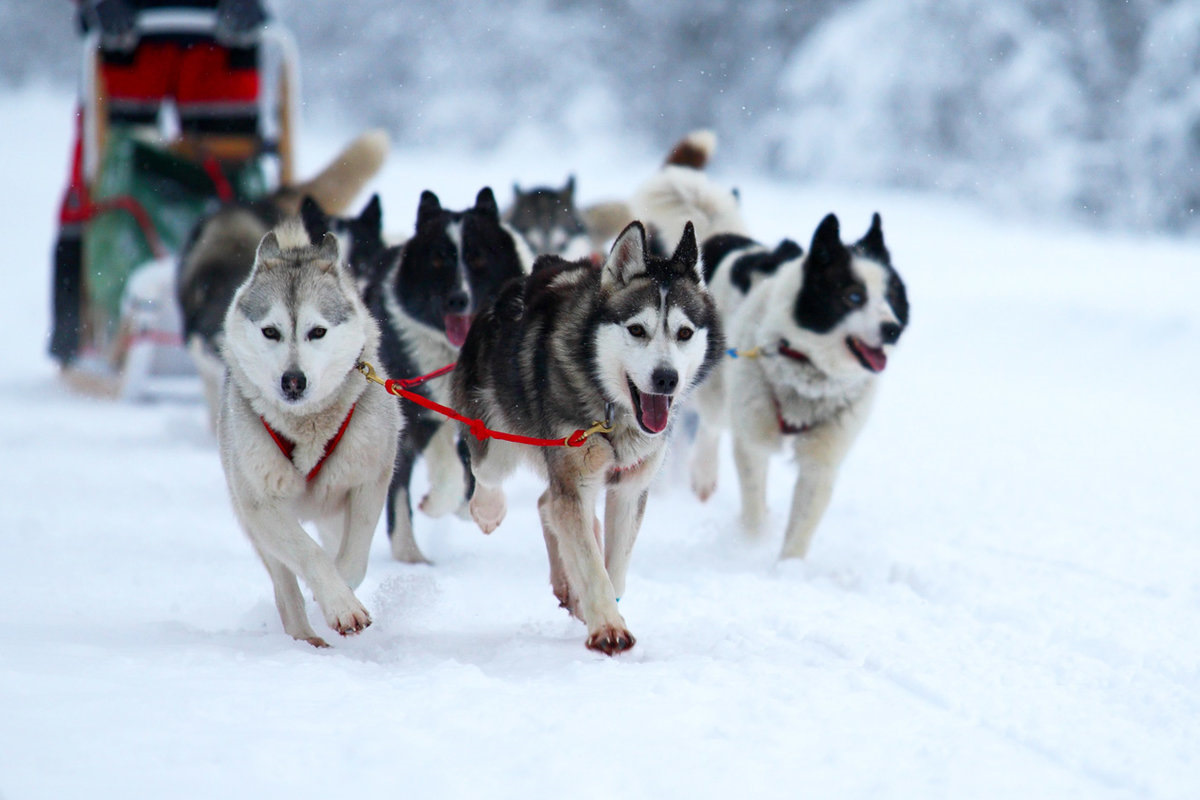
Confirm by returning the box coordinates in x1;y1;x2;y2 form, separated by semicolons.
225;229;366;410
595;221;715;435
506;176;593;260
394;187;527;348
770;213;908;380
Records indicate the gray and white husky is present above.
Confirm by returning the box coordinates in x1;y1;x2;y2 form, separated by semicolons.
451;221;724;654
504;176;595;261
635;131;909;559
218;220;401;646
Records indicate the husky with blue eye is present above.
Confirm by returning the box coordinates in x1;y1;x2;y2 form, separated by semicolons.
635;131;910;559
218;220;401;646
451;221;724;655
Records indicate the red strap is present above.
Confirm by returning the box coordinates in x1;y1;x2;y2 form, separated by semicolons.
382;379;592;448
393;362;456;389
261;404;357;482
202;157;235;203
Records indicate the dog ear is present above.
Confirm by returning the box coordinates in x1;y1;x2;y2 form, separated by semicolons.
255;230;283;267
359;194;383;236
775;238;803;262
512;182;523;198
603;221;647;288
316;231;340;271
808;213;846;268
564;175;576;201
475;187;500;219
299;196;329;243
670;221;701;281
855;212;890;264
417;190;442;229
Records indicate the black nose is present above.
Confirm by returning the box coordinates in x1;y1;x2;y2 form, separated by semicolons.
445;290;469;314
650;367;679;395
281;370;307;400
881;322;903;345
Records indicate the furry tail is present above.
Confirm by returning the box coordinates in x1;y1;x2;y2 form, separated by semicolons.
663;129;717;170
580;130;722;247
284;129;390;215
633;129;747;245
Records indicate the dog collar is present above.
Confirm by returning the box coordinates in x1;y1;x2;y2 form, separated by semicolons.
777;342;811;364
261;404;357;482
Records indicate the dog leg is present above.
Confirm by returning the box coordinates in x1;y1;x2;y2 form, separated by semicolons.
466;439;517;534
239;502;371;637
779;456;837;560
257;549;327;647
689;371;726;501
780;393;873;559
386;434;430;564
733;436;771;537
334;472;390;589
419;422;467;517
604;487;648;600
542;523;579;619
538;478;633;655
690;419;722;501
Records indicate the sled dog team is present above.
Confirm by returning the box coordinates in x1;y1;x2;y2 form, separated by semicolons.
204;130;909;654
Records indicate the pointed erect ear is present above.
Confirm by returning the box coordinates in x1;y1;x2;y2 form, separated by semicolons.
475;186;499;219
416;190;442;229
671;221;700;279
255;230;283;267
360;194;383;235
564;175;576;200
602;221;648;288
809;213;845;266
512;182;523;198
856;212;890;264
316;231;340;271
299;195;328;242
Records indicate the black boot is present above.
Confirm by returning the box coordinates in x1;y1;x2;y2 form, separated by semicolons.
49;230;83;366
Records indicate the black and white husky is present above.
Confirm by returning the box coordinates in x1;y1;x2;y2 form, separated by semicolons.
451;222;724;654
636;131;909;559
217;220;401;646
306;188;533;563
503;176;595;260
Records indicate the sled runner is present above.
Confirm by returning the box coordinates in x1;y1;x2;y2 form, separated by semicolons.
58;19;300;400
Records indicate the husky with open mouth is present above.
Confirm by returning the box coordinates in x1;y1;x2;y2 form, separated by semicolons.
360;188;531;563
451;221;723;654
635;130;910;559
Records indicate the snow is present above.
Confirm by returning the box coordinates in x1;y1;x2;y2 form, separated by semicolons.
2;87;1199;799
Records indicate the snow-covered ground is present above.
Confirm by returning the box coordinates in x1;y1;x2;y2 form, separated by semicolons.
2;87;1198;799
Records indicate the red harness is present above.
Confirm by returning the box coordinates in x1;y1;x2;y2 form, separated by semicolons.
261;404;357;482
773;344;812;435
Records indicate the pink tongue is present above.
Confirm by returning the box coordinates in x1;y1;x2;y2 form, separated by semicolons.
444;314;473;348
638;393;672;433
858;341;888;372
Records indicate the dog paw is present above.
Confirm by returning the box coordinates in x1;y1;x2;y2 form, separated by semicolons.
301;635;331;648
324;595;372;636
691;463;717;502
419;486;460;518
390;538;431;565
469;486;506;534
586;624;636;656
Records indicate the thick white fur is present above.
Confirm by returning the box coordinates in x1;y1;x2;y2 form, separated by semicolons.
636;134;901;559
218;223;400;645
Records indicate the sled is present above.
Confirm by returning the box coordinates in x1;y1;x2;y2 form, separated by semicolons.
61;22;300;400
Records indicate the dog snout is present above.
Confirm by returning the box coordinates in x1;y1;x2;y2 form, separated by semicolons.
281;370;307;400
880;322;903;345
445;290;470;315
650;367;679;395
